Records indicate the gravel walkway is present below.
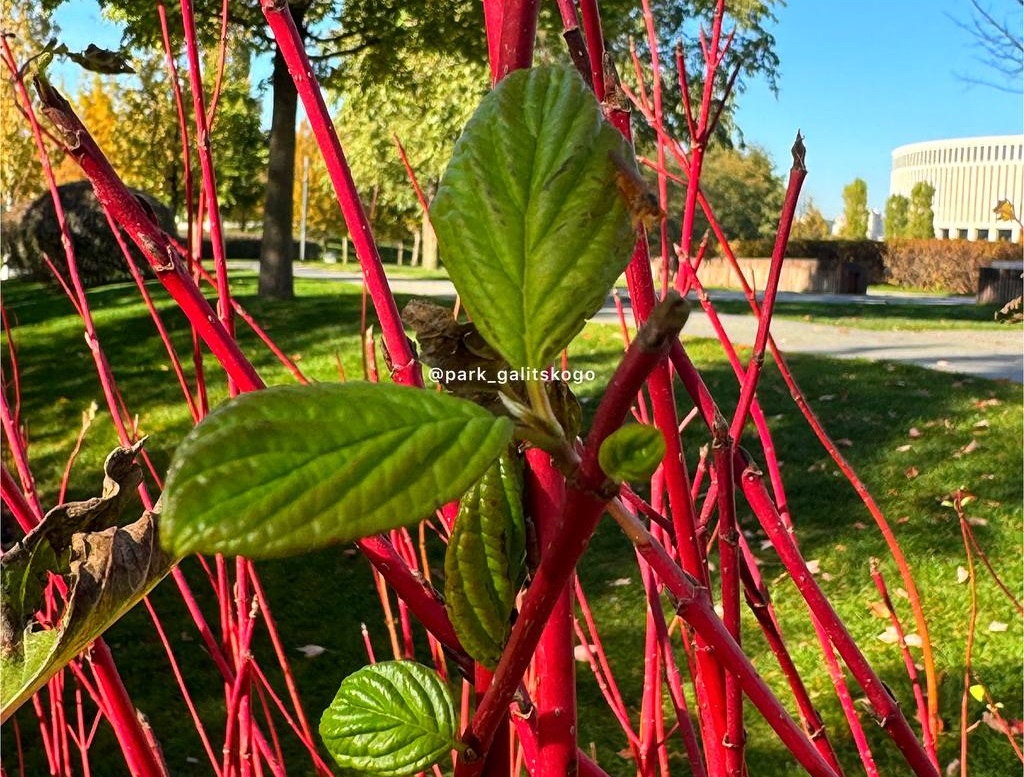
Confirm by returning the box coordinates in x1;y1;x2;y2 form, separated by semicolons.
233;262;1024;383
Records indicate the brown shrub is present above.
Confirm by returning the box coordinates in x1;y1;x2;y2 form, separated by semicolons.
732;238;887;284
883;239;1022;294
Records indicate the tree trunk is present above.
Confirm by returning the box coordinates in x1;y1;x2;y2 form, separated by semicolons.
259;48;298;299
420;207;438;269
411;228;420;267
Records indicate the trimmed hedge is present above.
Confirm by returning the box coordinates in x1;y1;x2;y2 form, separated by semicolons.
200;235;322;261
731;238;886;284
883;239;1021;295
3;182;175;289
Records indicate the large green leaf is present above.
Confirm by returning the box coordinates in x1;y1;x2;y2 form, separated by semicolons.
320;661;456;777
430;64;637;368
444;451;526;668
161;383;513;558
2;445;175;723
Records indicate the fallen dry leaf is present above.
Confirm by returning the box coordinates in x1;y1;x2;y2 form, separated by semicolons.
956;566;969;584
836;438;853;447
973;397;1001;409
896;444;913;452
573;644;597;662
608;578;631;587
974;419;990;429
988;621;1009;633
869;601;891;619
296;644;326;658
904;633;923;648
954;439;980;457
904;466;919;479
980;710;1022;736
853;521;868;530
967;516;989;527
877;626;899;644
805;559;821;574
908;427;922;438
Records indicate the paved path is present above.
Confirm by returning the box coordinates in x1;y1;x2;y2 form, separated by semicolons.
232;262;1023;383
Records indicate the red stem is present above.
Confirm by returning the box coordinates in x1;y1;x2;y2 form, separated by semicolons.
494;0;540;83
259;0;420;388
577;0;606;98
740;466;938;776
638;560;663;776
647;588;707;777
141;599;222;775
30;78;263;393
728;142;806;442
870;560;937;769
482;0;504;85
954;492;978;777
609;78;730;772
623;527;841;777
179;0;235;348
1;465;39;533
637;100;942;737
525;449;577;777
573;581;640;751
458;296;690;771
87;642;169;777
712;431;745;776
737;538;844;774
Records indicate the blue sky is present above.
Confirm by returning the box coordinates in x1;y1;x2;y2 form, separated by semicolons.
52;0;1024;219
732;0;1024;217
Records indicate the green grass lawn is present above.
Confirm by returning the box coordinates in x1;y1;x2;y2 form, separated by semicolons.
297;259;451;280
1;275;1021;776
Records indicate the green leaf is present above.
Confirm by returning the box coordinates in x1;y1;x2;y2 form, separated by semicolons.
320;661;455;777
2;444;174;723
969;684;986;703
444;452;526;668
161;383;513;559
598;424;667;483
430;64;637;368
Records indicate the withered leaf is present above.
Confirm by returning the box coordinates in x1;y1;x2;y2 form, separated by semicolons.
402;299;581;438
1;443;175;723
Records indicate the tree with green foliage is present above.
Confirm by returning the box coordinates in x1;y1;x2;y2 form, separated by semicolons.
70;46;265;225
791;197;830;239
333;49;488;267
1;5;61;209
884;193;910;240
79;0;486;299
690;145;784;244
840;178;868;239
62;0;782;298
907;181;936;238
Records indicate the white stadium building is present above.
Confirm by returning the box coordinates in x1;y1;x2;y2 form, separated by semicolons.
889;135;1024;243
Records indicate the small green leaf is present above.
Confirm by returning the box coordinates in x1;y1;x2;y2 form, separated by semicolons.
969;684;986;703
598;424;666;483
444;452;526;668
431;64;637;368
161;383;513;559
320;661;455;777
